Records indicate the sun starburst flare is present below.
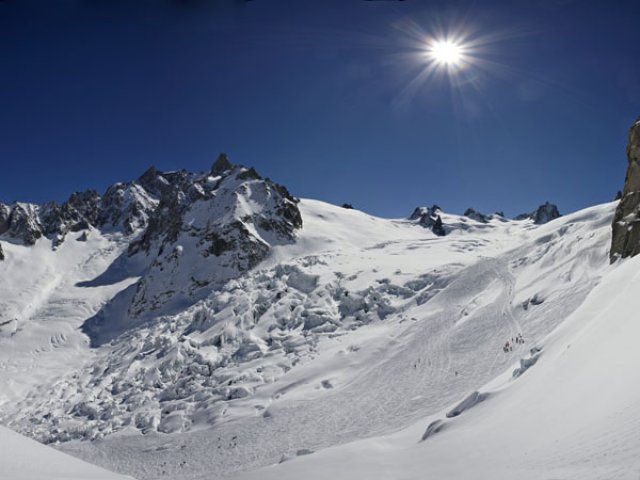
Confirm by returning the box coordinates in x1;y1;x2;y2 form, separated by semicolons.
427;39;466;68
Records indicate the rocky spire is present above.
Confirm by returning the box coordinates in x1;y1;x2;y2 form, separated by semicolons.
211;153;234;176
515;202;561;225
409;205;446;236
531;202;561;225
610;118;640;261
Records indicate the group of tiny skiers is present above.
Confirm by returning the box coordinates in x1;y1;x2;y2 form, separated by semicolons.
503;333;524;353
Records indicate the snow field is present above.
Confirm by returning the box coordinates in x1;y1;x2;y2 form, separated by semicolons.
0;200;611;480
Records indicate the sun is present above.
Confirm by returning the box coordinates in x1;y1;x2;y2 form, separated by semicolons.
427;39;465;67
430;40;463;65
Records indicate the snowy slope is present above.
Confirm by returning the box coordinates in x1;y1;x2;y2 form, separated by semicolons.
231;226;640;480
0;197;612;480
0;426;132;480
0;229;136;406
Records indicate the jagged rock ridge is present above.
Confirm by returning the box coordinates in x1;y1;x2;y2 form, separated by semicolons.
464;208;491;223
410;205;446;236
515;202;561;225
0;155;303;341
122;155;303;321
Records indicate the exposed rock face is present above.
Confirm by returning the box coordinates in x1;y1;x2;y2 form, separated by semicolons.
0;242;4;261
464;209;507;223
96;183;156;234
410;205;446;236
211;153;233;176
611;119;640;261
5;203;43;245
515;202;561;225
464;208;490;223
0;190;101;246
0;204;10;235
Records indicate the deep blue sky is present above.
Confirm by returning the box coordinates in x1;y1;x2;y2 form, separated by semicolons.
1;0;639;217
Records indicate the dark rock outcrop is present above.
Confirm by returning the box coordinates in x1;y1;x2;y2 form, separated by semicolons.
211;153;233;176
410;205;446;236
463;208;490;223
0;190;101;246
515;202;561;225
40;190;101;246
464;208;507;223
5;203;43;245
611;119;640;261
0;203;12;235
0;242;4;261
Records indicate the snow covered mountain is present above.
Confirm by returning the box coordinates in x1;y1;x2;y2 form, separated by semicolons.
0;154;301;343
0;152;637;480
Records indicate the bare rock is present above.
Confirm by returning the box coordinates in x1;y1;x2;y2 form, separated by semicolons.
611;118;640;261
410;205;446;236
211;153;234;176
464;208;490;223
515;202;561;225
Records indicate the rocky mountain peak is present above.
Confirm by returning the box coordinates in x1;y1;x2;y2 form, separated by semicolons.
531;202;561;225
0;158;303;325
1;203;43;245
409;205;446;236
70;158;304;341
515;202;561;225
211;153;234;176
611;118;640;261
463;208;490;223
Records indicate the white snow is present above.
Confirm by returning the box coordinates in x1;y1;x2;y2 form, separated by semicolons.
1;197;634;480
232;242;640;480
0;425;132;480
0;230;136;406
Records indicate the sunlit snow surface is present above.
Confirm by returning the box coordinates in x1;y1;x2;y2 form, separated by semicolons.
2;199;635;480
0;425;132;480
